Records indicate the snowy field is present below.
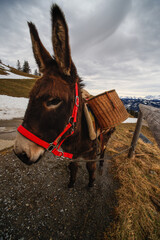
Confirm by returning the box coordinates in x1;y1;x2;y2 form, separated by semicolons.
0;95;138;123
0;71;34;79
123;118;137;123
0;95;28;120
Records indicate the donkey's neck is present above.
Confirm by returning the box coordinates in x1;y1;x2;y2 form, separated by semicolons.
63;100;97;160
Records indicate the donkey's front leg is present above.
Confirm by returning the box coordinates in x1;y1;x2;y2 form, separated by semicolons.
68;162;78;188
86;162;96;187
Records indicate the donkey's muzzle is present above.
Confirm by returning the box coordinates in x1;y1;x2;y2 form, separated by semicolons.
14;151;33;165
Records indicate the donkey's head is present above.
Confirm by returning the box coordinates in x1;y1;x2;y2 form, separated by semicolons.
14;5;82;165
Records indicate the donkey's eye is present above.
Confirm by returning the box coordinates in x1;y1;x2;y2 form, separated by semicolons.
46;98;62;106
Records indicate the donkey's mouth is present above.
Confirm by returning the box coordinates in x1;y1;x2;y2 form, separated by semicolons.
33;155;42;164
13;150;42;165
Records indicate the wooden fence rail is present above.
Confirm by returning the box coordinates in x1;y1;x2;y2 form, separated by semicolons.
128;104;160;158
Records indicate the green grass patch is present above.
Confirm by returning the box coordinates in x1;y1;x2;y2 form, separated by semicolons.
0;78;36;97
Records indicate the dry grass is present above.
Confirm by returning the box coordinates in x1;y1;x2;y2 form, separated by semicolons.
0;78;36;97
0;66;8;75
0;63;39;97
104;123;160;240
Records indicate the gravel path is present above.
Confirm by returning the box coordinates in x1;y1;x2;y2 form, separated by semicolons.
0;119;22;151
0;147;118;240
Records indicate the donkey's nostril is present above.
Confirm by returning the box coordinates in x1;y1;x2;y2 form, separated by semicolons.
22;152;27;156
16;152;33;165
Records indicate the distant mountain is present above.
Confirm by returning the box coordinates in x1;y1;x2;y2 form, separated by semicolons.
144;95;160;100
121;96;160;112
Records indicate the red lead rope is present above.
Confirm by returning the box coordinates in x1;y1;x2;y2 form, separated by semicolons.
17;82;79;159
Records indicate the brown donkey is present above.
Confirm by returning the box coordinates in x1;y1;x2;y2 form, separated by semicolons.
14;4;113;187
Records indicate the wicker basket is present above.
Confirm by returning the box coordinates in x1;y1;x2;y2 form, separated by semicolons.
87;90;128;129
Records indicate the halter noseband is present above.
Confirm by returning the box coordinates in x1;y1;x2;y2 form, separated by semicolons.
17;82;79;159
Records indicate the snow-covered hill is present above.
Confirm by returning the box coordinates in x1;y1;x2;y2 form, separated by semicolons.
0;62;36;79
0;95;28;120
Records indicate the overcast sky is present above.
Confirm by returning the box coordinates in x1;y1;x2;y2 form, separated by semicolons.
0;0;160;97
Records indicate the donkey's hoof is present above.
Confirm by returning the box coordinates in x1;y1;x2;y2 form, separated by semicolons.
88;180;95;188
68;182;74;188
98;166;103;176
99;160;104;167
88;183;94;187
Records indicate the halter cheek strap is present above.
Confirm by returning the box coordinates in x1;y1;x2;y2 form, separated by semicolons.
17;82;79;159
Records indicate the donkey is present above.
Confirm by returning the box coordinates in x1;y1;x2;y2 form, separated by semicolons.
14;4;114;188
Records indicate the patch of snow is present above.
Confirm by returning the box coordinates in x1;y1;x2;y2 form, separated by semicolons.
0;63;36;79
123;118;137;123
0;127;7;131
0;95;28;120
1;64;11;71
0;71;34;79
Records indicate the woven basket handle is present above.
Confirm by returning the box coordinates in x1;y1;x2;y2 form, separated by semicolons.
106;92;116;109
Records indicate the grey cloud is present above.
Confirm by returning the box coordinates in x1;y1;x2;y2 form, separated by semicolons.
0;0;52;69
71;0;132;54
0;0;160;97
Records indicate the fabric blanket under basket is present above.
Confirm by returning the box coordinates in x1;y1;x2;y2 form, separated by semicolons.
82;89;100;140
84;103;100;140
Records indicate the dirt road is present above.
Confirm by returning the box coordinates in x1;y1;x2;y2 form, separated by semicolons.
0;119;22;151
0;119;118;240
0;150;118;240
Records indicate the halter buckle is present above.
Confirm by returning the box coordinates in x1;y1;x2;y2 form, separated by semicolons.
69;116;74;124
47;144;55;152
47;144;64;157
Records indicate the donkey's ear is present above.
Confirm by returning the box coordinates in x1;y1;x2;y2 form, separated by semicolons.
51;4;71;75
28;22;52;73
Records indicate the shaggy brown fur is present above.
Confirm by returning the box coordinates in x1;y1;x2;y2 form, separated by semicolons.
14;4;114;188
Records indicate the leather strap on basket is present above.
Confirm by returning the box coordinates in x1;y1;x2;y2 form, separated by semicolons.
106;92;117;110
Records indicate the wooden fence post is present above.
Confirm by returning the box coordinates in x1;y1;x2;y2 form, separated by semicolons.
128;110;143;158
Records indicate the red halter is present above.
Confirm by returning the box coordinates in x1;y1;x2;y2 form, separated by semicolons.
17;82;79;159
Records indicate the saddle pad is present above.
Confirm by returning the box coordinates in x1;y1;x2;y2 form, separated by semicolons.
82;89;100;140
84;103;100;140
